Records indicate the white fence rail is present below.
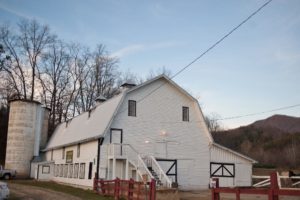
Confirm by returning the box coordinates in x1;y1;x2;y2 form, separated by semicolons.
253;174;300;188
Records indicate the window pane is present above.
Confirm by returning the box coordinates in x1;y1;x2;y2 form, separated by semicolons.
74;163;79;178
66;151;73;163
182;106;189;121
60;164;63;177
128;100;136;116
69;164;73;178
77;144;80;158
64;164;68;177
79;163;85;179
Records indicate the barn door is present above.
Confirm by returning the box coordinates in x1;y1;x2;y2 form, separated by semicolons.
110;129;123;155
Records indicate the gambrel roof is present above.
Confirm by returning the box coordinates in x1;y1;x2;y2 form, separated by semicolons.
45;93;125;150
45;75;212;150
45;75;214;150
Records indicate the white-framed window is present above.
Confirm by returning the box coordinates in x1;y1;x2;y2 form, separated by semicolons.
63;164;68;178
51;150;53;161
55;164;59;177
74;163;79;178
62;147;65;159
128;100;136;117
66;151;73;163
79;163;85;179
60;164;63;177
42;165;50;174
182;106;189;121
77;144;80;158
68;164;73;178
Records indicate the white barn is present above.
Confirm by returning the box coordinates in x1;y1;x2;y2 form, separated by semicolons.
35;75;255;189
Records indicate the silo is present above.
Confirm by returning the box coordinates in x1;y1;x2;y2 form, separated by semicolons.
5;100;49;177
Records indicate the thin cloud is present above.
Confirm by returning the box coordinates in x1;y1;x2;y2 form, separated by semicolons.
0;4;31;19
111;41;183;58
111;44;145;58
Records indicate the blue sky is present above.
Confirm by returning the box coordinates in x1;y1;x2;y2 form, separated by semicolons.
1;0;300;128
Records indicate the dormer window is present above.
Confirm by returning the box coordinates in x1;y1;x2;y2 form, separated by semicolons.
182;106;189;121
128;100;136;117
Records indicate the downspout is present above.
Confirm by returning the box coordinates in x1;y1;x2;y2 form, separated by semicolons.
96;137;104;179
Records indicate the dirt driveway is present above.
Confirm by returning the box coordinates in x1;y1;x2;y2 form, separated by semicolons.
8;183;81;200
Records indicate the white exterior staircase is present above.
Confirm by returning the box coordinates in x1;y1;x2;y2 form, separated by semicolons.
107;143;172;188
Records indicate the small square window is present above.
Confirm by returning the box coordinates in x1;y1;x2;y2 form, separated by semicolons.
42;166;50;174
182;106;189;121
128;100;136;117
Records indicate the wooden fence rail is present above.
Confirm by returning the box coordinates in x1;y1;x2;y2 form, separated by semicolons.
212;172;300;200
94;177;156;200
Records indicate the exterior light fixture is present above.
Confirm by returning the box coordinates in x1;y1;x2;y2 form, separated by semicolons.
160;130;167;136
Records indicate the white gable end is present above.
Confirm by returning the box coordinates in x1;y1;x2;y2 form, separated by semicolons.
106;77;212;189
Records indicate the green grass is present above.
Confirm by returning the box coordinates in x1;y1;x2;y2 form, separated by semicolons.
8;180;112;200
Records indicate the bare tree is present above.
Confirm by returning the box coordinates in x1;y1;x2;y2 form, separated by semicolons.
38;40;71;134
205;113;222;133
0;20;55;101
18;19;55;100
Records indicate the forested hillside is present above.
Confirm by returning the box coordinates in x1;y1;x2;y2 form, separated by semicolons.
212;115;300;168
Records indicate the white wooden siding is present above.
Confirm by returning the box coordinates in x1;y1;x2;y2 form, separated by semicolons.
107;78;211;189
45;140;98;188
210;145;252;187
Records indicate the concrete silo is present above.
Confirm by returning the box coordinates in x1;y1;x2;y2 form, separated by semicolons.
5;100;49;177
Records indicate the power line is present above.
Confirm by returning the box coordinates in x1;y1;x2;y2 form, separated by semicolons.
116;0;274;117
118;0;273;111
218;103;300;121
170;0;273;80
112;102;300;125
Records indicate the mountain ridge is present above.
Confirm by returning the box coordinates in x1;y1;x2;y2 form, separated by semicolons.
212;114;300;168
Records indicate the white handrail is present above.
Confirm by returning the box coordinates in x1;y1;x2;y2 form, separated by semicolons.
137;155;154;180
107;143;154;181
149;155;172;187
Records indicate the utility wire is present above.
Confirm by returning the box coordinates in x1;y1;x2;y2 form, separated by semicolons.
113;102;300;124
171;0;273;80
218;103;300;121
124;0;273;108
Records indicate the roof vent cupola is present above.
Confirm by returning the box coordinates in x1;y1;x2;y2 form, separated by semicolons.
95;94;107;105
120;83;136;91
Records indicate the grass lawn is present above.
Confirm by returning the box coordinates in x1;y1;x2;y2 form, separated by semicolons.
8;180;112;200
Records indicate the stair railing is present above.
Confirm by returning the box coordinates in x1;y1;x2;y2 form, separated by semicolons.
149;156;172;188
107;143;154;181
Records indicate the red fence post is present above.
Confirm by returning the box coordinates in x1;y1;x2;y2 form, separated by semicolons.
93;177;97;191
150;178;156;200
236;188;240;200
115;178;120;200
128;178;134;200
100;179;105;194
211;178;219;200
269;172;279;200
